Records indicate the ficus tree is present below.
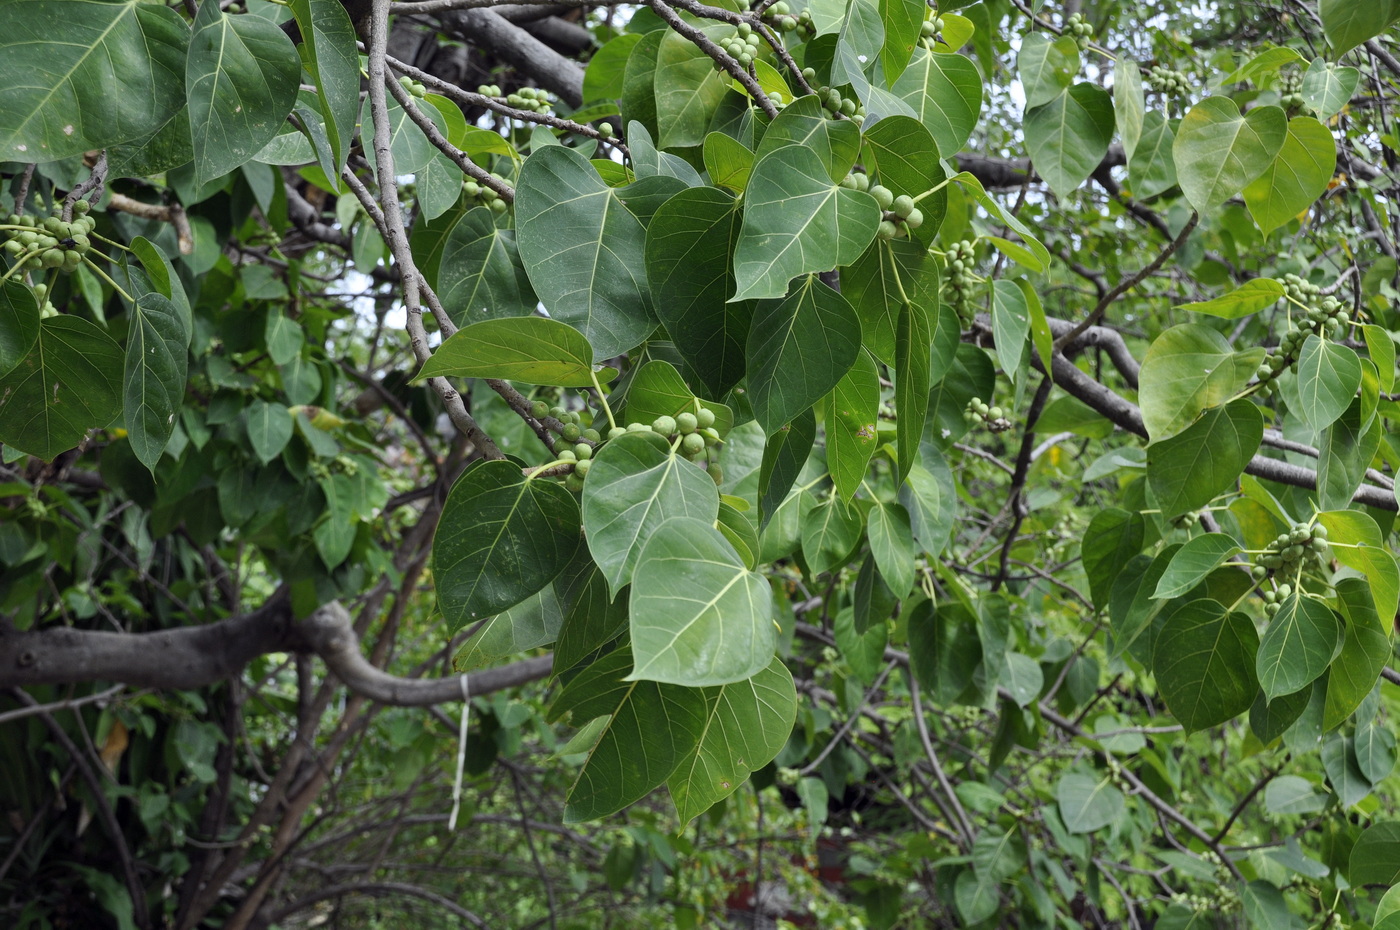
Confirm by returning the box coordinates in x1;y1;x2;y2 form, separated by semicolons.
0;0;1399;926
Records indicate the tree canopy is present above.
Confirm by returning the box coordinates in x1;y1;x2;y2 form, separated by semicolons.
1;0;1400;927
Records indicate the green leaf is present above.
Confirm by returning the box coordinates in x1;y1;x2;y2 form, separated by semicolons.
581;432;720;597
908;599;980;704
825;349;881;501
861;115;947;243
1221;47;1304;86
554;563;629;676
747;275;862;435
550;645;707;822
1317;509;1399;626
867;501;915;598
1323;578;1390;730
288;0;358;174
950;172;1051;272
801;496;864;576
246;400;293;466
754;96;862;184
834;604;888;683
645;187;753;396
1128;109;1178;199
187;0;301;186
456;584;565;671
877;0;923;82
1139;324;1264;440
438;207;537;328
667;658;797;824
1241;881;1302;930
263;311;304;367
618;360;733;437
731;144;880;301
1351;820;1400;885
1172;97;1287;212
702;131;754;192
0;316;123;461
1319;396;1380;511
1153;534;1244;599
1146;400;1263;518
1264;775;1329;814
1321;0;1400;55
1115;57;1146;161
654;27;728;149
124;293;187;470
1023;82;1116;199
1056;770;1125;833
0;281;41;379
1177;278;1284;319
1081;509;1145;610
0;0;188;162
418;316;614;387
758;409;816;531
1363;323;1396;393
1295;334;1361;431
1243;116;1337;234
1357;720;1397;783
1018;33;1080;110
583;33;641;102
516;145;656;358
842;237;946;365
1152;599;1259;732
895;297;933;483
954;869;999;925
628;517;774;686
433;460;582;634
1301;57;1359;120
890;49;983;158
991;279;1031;377
1257;592;1341;700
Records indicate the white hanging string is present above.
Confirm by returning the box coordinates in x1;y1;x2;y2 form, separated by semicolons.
448;674;470;830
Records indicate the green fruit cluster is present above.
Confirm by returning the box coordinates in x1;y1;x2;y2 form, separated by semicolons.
398;75;427;98
875;191;923;240
944;239;979;328
1064;12;1093;50
1145;65;1190;97
800;69;867;120
2;203;95;273
505;86;552;114
551;406;722;491
1170;511;1200;530
1277;68;1304;110
716;22;764;69
1251;521;1328;591
964;397;1011;433
762;1;798;33
462;174;511;215
918;16;944;50
1254;275;1349;393
792;8;817;39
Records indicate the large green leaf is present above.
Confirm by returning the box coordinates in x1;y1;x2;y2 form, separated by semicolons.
245;400;293;466
1153;534;1244;599
1321;0;1400;55
288;0;358;174
1114;57;1145;161
1350;821;1400;886
801;496;864;576
894;295;932;484
516;145;656;357
950;172;1052;272
1257;592;1341;700
456;584;565;671
549;645;707;822
0;0;187;162
1018;33;1080;110
187;1;301;186
1146;400;1263;518
1023;83;1115;199
654;27;728;149
861;115;947;243
418;316;615;387
1295;334;1361;431
629;517;774;686
617;360;733;435
731;144;880;301
1128;109;1178;199
991;279;1031;377
825;349;881;501
124;294;187;469
757;408;816;531
867;501;915;598
581;432;720;597
1243;116;1336;234
1319;396;1380;511
1152;599;1259;732
1139;324;1264;440
1302;57;1360;120
645;187;753;396
842;237;947;365
754;95;862;183
1177;278;1284;319
1056;770;1125;833
890;49;983;158
1317;509;1400;625
667;658;797;825
0;281;41;379
0;316;123;460
1081;509;1145;610
438;207;537;327
746;275;862;436
1172;97;1287;212
433;460;582;634
1323;578;1391;730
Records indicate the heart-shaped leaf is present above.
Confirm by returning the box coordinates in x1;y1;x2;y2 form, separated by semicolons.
1243;116;1336;234
0;316;123;460
1153;598;1259;732
1173;96;1287;212
1257;592;1341;700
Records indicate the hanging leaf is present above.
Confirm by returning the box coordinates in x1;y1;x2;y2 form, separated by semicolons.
1023;82;1115;199
0;281;41;379
1153;599;1258;732
1172;97;1287;212
1256;592;1341;701
825;349;881;500
1243;116;1337;234
1177;278;1284;319
1018;33;1080;110
890;48;983;157
288;0;359;174
1152;534;1244;600
124;294;188;469
1295;334;1361;431
1139;324;1264;440
1056;770;1124;833
0;316;123;460
438;207;537;327
1146;400;1263;518
418;317;616;387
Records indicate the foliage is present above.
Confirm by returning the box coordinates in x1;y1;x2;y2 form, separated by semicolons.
1;0;1399;927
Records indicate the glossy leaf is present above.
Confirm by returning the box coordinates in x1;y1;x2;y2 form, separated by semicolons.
1322;578;1390;730
1023;83;1115;198
0;316;123;461
1018;33;1080;110
438;207;537;327
757;408;816;531
801;496;863;576
581;432;719;597
1302;57;1360;119
0;281;41;379
890;49;983;158
1257;592;1341;700
187;0;301;186
1152;599;1258;732
433;461;582;634
1295;334;1361;431
754;95;862;183
991;279;1031;376
867;501;915;598
288;0;358;174
654;28;728;149
1320;0;1400;55
1128;110;1178;199
667;658;798;824
456;585;565;671
516;145;656;358
1177;278;1284;319
1317;509;1399;625
895;296;933;483
618;360;733;436
1153;534;1243;599
245;400;293;466
1115;57;1145;161
1172;97;1287;212
747;275;862;436
418;316;615;387
1243;116;1336;234
1139;324;1264;440
124;293;187;469
842;237;947;365
825;349;881;500
1146;400;1263;518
